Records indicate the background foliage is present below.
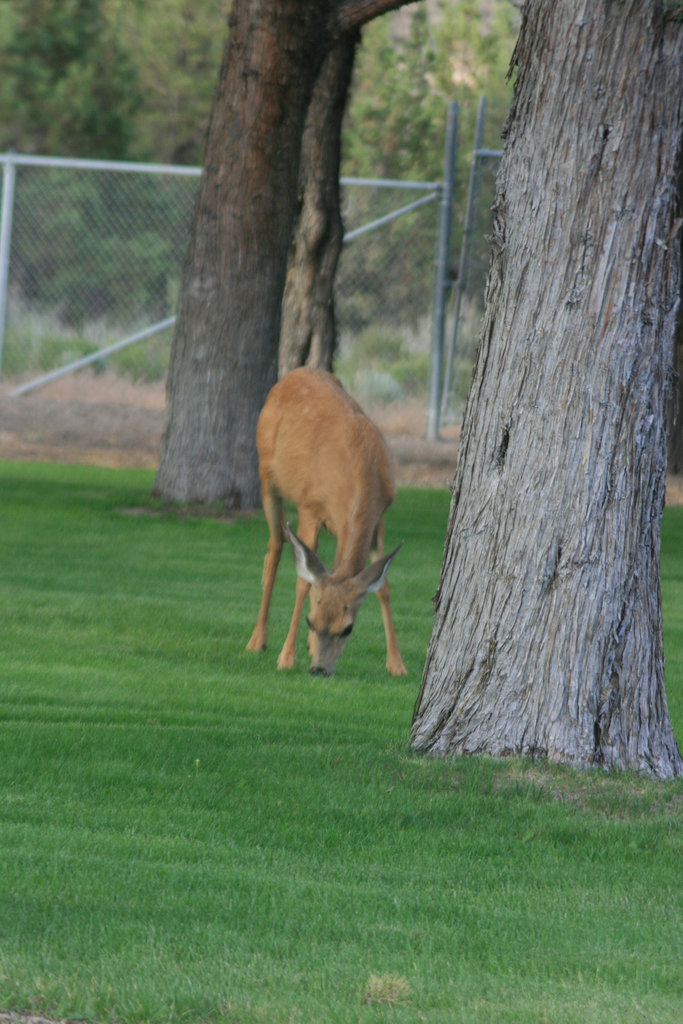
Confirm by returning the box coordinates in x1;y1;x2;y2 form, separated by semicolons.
0;0;519;177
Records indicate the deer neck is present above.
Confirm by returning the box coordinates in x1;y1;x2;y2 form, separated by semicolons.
330;501;375;580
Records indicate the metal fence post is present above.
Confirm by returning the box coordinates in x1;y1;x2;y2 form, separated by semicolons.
427;101;459;441
0;152;17;375
440;95;489;422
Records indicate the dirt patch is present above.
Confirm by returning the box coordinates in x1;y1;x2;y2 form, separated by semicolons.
1;371;682;502
0;389;166;471
0;372;458;489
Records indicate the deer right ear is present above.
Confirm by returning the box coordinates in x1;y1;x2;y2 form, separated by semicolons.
285;523;328;584
355;542;403;594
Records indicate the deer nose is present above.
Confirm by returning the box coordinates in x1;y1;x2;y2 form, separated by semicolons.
310;665;331;677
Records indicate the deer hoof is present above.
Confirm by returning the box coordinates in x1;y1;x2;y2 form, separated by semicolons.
246;631;266;652
387;657;408;677
277;648;296;670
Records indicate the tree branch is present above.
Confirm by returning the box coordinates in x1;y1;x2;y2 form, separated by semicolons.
332;0;421;35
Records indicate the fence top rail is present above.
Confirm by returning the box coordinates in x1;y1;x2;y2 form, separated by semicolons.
0;152;439;191
0;152;202;177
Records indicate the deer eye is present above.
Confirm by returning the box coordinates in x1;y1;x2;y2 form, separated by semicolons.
339;623;353;639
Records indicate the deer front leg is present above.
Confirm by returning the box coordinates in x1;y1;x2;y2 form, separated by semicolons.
246;492;283;653
246;536;282;652
370;520;407;676
376;578;407;676
277;510;319;669
277;576;310;669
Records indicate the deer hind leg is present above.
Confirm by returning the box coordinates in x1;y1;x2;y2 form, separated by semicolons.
277;509;320;670
371;520;408;677
246;490;284;653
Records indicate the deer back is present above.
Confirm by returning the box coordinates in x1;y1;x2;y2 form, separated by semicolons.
257;368;395;570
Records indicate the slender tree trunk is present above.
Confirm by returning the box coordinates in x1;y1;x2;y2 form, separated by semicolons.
279;33;358;377
411;0;683;779
153;2;331;508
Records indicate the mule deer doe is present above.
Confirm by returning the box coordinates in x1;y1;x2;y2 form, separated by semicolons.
246;368;407;677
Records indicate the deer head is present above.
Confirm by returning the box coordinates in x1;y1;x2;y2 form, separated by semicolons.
286;524;401;677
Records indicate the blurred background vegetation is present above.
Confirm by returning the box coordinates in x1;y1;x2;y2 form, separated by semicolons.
0;1;519;171
0;1;520;413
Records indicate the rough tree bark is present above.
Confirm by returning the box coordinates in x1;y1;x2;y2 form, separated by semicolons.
279;33;358;377
411;0;683;779
153;0;416;509
153;1;331;508
667;157;683;474
669;301;683;474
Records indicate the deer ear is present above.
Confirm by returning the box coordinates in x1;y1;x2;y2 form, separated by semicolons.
285;523;328;584
354;542;403;595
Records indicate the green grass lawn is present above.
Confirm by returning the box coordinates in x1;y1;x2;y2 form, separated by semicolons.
1;461;681;1024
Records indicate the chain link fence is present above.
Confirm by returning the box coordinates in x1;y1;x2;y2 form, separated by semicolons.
0;157;195;383
440;97;502;424
0;111;502;431
440;150;501;422
0;155;440;401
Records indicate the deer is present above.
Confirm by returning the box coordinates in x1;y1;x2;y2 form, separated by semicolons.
246;367;407;677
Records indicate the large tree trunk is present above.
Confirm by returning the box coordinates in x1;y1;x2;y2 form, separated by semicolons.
279;33;358;377
153;1;332;508
667;156;683;475
411;0;683;779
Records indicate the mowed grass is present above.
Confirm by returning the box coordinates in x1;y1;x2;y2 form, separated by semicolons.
0;460;682;1024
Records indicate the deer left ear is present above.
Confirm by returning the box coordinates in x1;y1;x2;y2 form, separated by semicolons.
285;523;328;585
354;543;403;595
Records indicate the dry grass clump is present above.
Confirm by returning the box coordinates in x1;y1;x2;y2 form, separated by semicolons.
362;973;413;1006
